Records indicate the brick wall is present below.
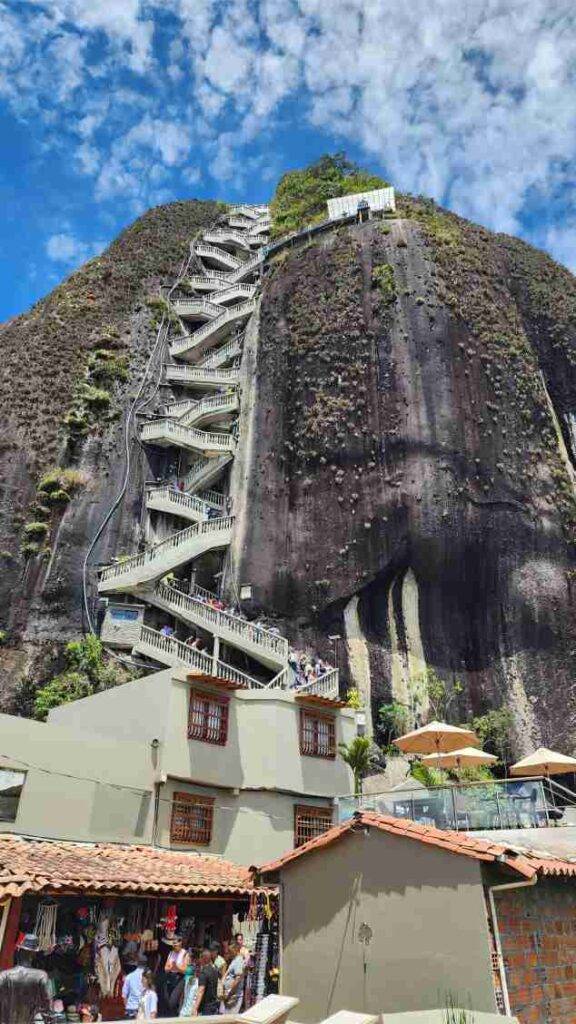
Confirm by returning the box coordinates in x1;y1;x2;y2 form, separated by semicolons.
496;878;576;1024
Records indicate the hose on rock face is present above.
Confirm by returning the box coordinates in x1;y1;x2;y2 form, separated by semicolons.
82;210;228;635
81;246;193;634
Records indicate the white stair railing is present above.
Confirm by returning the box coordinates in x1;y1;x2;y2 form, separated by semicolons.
99;516;234;585
194;242;242;269
199;489;225;509
204;228;251;249
146;486;212;519
209;283;256;304
180;453;233;493
180;392;238;426
154;582;289;663
295;668;340;699
141;418;235;453
165;365;239;386
135;625;266;689
172;298;222;319
199;336;242;369
170;299;256;359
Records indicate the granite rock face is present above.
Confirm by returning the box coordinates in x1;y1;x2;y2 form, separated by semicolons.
0;200;218;704
2;196;576;752
235;209;576;753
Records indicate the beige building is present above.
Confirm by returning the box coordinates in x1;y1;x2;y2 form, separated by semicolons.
0;667;355;863
258;811;539;1022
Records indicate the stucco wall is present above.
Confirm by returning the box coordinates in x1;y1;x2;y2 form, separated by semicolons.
158;778;333;865
279;828;497;1021
0;714;154;843
49;668;173;743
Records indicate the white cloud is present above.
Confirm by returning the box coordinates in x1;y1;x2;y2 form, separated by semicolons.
45;232;103;265
2;0;576;268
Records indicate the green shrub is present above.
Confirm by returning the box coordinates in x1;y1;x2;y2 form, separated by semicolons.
79;384;111;409
45;489;71;505
23;521;49;538
20;541;40;557
63;409;89;433
38;467;86;495
0;630;6;646
372;263;396;304
88;350;129;385
33;670;91;720
270;153;388;238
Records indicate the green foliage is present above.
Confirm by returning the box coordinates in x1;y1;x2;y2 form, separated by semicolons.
377;701;411;752
44;489;71;505
63;409;89;434
372;263;396;305
88;349;129;386
456;764;496;783
20;541;40;557
33;633;132;720
409;759;449;788
0;630;6;646
23;521;49;538
79;383;111;408
471;706;514;762
345;687;364;710
270;153;388;238
416;667;464;720
38;467;86;495
339;736;378;797
33;671;91;720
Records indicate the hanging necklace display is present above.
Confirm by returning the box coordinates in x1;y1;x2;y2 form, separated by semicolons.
35;900;58;952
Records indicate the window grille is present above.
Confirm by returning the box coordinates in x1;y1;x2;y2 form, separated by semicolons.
188;689;229;745
294;804;333;847
299;709;336;758
170;791;214;845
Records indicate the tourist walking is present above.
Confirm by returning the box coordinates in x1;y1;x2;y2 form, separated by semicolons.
192;948;219;1015
137;970;158;1020
220;941;246;1013
122;954;147;1019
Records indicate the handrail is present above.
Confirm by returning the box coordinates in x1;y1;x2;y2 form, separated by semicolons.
155;582;288;660
170;299;256;358
199;489;225;508
181;453;232;492
172;298;222;318
204;228;251;249
165;364;239;384
137;625;266;689
141;418;235;452
99;516;234;582
180;392;237;425
296;668;340;698
188;274;227;290
210;283;256;304
199;336;242;369
194;242;242;269
146;486;211;518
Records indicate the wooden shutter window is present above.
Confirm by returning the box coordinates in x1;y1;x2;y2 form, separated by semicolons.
170;792;214;845
188;689;230;745
294;804;333;847
299;709;336;758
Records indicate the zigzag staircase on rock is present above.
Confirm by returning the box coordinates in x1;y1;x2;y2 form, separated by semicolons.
97;203;338;697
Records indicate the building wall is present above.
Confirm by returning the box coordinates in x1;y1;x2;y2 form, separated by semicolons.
50;670;355;798
497;878;576;1024
279;829;497;1022
0;715;155;843
163;679;355;797
158;778;333;865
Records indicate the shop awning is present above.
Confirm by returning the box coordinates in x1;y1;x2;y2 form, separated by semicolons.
0;835;275;900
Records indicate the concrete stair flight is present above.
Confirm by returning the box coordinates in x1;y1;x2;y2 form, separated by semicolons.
146;486;216;523
98;516;234;593
132;625;268;689
140;417;235;456
169;298;256;361
165;392;239;424
165;365;239;389
143;581;289;671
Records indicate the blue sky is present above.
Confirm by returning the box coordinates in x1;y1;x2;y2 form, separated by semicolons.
1;0;576;321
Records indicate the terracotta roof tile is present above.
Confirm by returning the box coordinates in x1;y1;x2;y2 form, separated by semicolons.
257;810;536;879
0;835;275;900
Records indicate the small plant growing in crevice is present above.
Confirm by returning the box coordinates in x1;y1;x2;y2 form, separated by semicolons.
372;263;396;305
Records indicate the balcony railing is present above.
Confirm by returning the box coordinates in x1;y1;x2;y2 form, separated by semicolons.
338;776;576;832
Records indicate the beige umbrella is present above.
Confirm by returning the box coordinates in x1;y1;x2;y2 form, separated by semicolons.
393;720;480;756
510;747;576;778
422;746;498;771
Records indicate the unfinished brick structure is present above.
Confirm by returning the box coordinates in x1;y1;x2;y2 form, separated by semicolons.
498;878;576;1024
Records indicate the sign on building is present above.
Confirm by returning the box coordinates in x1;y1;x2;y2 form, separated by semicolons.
327;187;396;221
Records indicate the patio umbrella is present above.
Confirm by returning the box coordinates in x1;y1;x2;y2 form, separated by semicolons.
421;746;498;770
393;720;480;756
510;747;576;778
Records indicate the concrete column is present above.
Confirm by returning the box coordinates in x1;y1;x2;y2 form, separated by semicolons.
212;635;220;673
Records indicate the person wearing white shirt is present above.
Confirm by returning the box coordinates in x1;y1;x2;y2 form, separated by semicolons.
122;955;147;1019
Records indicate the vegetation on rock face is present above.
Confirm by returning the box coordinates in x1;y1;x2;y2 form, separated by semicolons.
339;735;378;797
32;634;134;720
400;193;576;547
270;153;387;238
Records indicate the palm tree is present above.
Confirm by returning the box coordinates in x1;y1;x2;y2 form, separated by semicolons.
339;736;374;798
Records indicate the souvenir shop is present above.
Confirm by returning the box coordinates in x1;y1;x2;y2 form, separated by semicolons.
0;840;278;1022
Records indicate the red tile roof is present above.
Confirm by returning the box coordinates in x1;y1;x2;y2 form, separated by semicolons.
524;857;576;877
0;835;274;900
257;811;538;879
